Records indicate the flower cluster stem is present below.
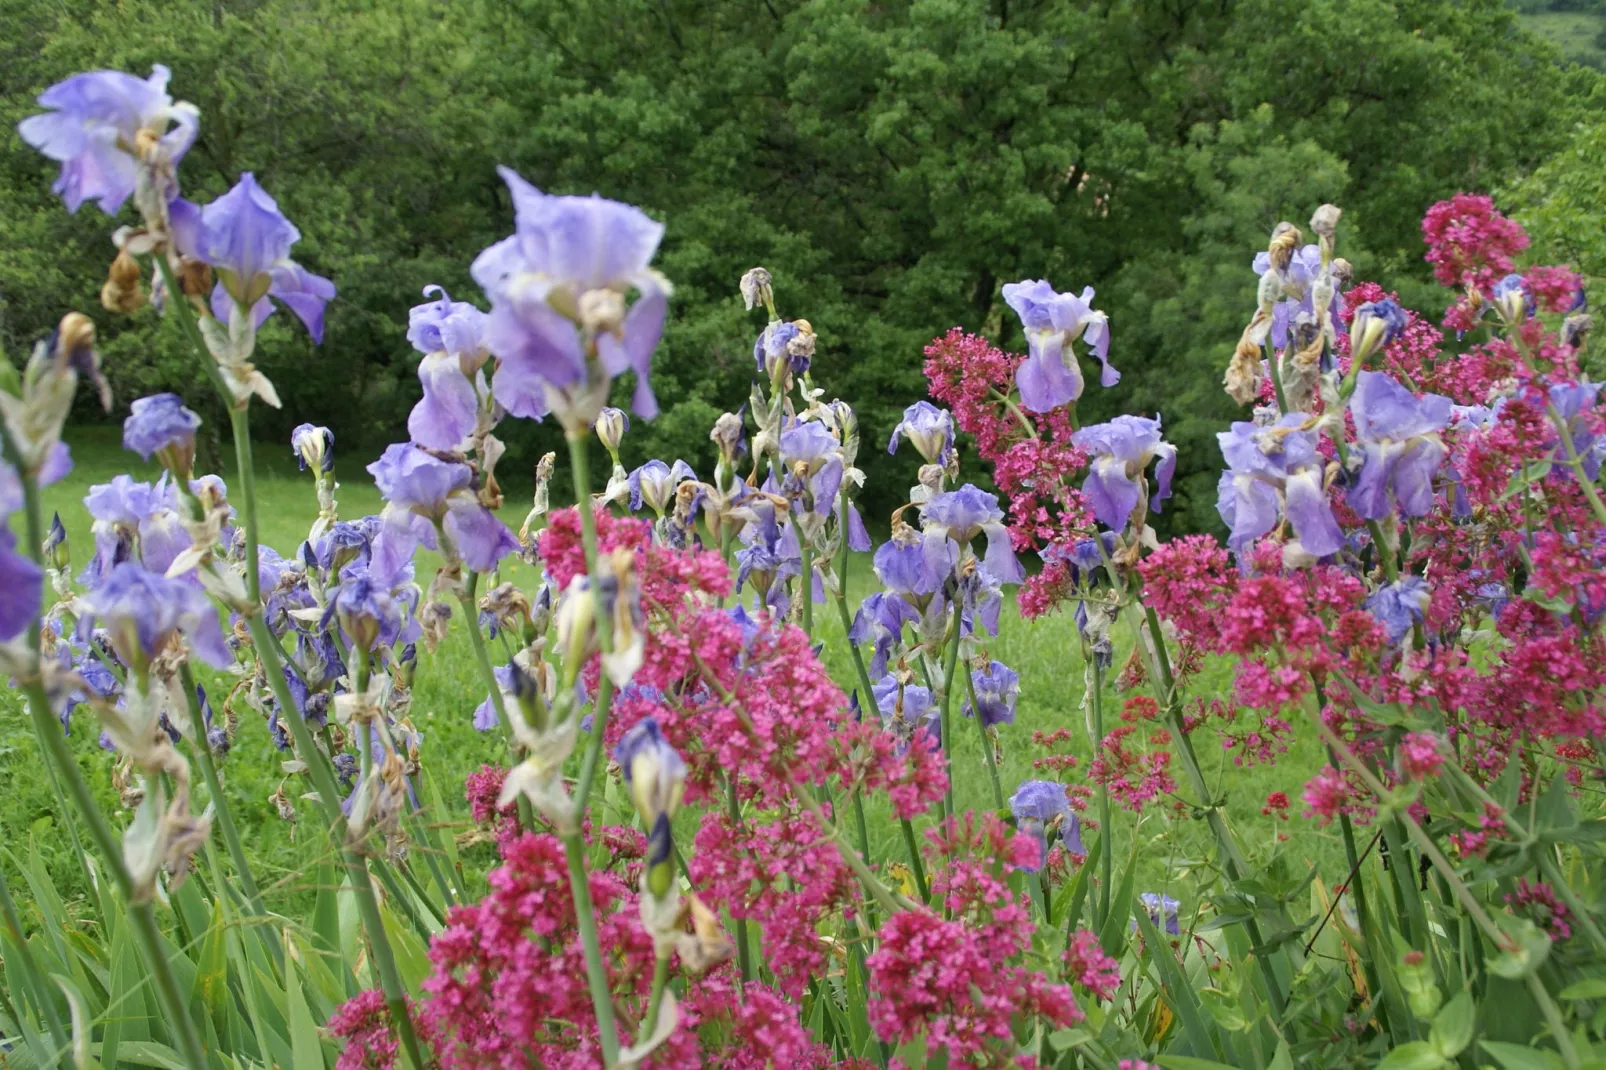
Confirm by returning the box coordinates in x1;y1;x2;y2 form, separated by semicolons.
563;427;625;1066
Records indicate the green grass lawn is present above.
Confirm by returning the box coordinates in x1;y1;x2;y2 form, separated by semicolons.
2;427;1340;924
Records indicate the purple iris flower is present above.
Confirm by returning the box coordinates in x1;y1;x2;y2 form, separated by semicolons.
367;443;517;572
628;459;696;514
920;484;1023;585
176;173;336;342
1072;415;1177;531
0;530;43;642
871;675;939;748
471;167;668;420
1002;279;1116;413
1010;779;1076;872
1216;414;1344;557
1549;380;1605;481
1138;892;1182;936
850;592;922;679
963;660;1020;728
291;424;334;473
1040;531;1118;585
1348;371;1452;520
1252;244;1321;349
1366;576;1431;646
873;531;951;600
80;474;190;585
734;499;805;613
407;285;489;451
17;65;198;215
79;561;231;669
779;421;845;517
886;401;955;465
473;664;515;732
122;393;201;464
754;321;810;379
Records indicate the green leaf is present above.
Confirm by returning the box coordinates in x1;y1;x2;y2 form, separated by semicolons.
285;931;327;1070
1430;990;1474;1058
1561;979;1606;1000
51;973;92;1070
1133;897;1219;1059
1488;915;1552;980
1480;1040;1567;1070
1157;1057;1242;1070
1375;1040;1446;1070
190;897;229;1020
1097;844;1137;960
115;1040;190;1069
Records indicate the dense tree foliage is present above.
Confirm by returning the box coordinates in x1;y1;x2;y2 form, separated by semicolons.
2;0;1599;527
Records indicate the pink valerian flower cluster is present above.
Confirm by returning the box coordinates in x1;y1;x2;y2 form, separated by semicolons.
867;813;1083;1063
1064;929;1122;1001
1396;732;1447;780
415;831;648;1067
1449;803;1510;858
1302;765;1371;826
923;329;1096;617
689;810;853;998
328;989;413;1070
1505;877;1573;942
537;505;732;610
1089;723;1176;813
1422;193;1530;288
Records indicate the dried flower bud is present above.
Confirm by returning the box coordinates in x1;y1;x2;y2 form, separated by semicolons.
1330;257;1354;288
179;258;213;298
739;266;773;312
1309;204;1342;239
100;249;147;314
1267;223;1302;273
710;411;746;463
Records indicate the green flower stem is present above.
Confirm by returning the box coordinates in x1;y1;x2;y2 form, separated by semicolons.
961;661;1005;810
0;859;70;1055
1264;340;1288;415
1548;400;1606;528
563;427;623;1066
828;499;880;911
1318;721;1580;1069
938;613;962;819
640;950;672;1043
227;408;426;1070
898;817;931;904
1090;656;1112;925
4;425;211;1069
799;544;815;639
179;665;268;919
725;775;755;984
1140;605;1289;1019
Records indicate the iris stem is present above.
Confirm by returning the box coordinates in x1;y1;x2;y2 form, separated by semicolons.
455;573;533;830
938;613;962;819
1090;656;1112;926
829;496;880;914
562;427;623;1066
799;544;815;639
899;817;930;903
1547;401;1606;528
725;775;754;985
640;951;672;1043
961;662;1005;810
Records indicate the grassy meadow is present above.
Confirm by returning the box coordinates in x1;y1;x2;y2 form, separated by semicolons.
0;426;1342;930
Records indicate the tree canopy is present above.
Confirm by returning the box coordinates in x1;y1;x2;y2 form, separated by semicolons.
2;0;1599;528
